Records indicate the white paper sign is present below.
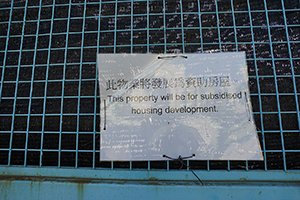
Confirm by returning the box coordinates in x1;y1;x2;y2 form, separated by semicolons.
97;53;263;161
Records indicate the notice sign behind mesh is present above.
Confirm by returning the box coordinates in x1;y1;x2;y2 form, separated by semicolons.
97;53;263;161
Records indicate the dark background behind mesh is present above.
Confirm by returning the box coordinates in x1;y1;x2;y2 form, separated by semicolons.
0;0;300;170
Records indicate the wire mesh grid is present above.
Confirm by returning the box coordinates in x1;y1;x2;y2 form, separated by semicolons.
0;0;299;171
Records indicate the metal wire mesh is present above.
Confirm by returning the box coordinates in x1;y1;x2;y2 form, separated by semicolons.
0;0;300;171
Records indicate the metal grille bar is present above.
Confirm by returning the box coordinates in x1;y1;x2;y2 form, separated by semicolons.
0;0;300;173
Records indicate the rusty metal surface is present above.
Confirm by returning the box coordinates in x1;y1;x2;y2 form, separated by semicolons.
1;173;300;200
1;166;300;183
